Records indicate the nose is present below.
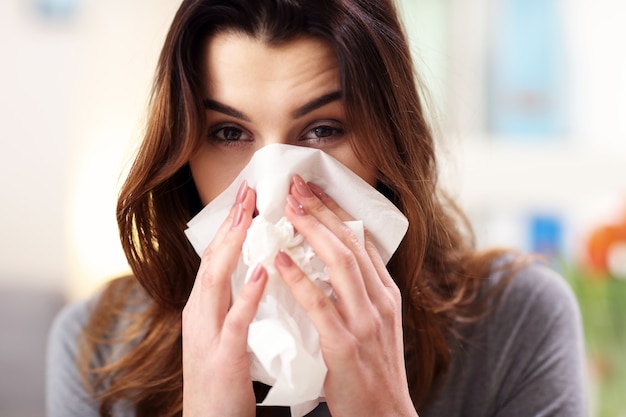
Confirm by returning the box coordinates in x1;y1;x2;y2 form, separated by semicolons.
256;131;298;149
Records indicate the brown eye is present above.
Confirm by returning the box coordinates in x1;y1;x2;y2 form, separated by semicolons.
314;126;334;138
222;127;243;141
301;122;345;143
209;125;252;144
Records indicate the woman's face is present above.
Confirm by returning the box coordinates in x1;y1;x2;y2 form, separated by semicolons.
190;31;376;205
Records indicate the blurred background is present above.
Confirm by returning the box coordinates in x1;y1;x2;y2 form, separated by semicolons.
0;0;624;416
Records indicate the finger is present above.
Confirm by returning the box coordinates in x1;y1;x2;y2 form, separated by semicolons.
187;185;257;331
285;196;371;321
290;177;368;268
362;229;399;290
307;181;354;222
308;180;397;287
308;180;396;285
274;250;349;346
288;176;387;309
221;264;268;352
208;180;252;247
304;179;400;297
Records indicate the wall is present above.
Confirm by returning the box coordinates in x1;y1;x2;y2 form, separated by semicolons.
0;0;73;291
2;0;625;303
397;2;626;415
399;0;626;258
1;1;625;416
0;5;181;412
0;0;182;298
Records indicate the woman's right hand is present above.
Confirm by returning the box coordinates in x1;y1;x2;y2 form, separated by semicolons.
182;182;267;417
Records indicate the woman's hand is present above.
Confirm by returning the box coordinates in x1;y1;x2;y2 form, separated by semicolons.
182;182;267;417
275;175;417;417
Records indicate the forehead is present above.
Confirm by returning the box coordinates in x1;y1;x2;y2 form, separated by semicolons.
201;31;340;98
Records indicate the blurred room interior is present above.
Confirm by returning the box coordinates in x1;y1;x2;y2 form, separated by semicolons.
1;0;624;416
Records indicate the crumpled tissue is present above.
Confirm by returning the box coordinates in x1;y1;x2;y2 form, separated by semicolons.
185;144;408;417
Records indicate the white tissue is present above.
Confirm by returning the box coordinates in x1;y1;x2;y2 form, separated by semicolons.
185;144;408;417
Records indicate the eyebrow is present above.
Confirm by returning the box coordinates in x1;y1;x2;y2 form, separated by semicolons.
292;90;343;118
203;99;251;122
203;90;343;121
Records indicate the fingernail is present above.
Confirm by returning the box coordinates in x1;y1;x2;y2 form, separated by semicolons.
250;264;265;282
236;180;248;204
293;174;313;197
232;204;243;228
287;195;305;215
276;250;293;267
307;182;328;200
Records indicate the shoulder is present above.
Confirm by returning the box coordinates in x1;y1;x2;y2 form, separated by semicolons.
483;258;587;416
46;278;146;417
46;295;101;416
47;291;103;370
422;257;587;417
490;259;581;333
48;295;96;350
48;277;150;365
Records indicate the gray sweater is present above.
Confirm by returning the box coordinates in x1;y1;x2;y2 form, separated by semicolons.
46;261;587;416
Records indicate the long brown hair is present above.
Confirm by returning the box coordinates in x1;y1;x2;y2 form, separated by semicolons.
79;1;517;415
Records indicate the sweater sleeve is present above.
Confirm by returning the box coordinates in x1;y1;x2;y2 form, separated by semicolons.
487;262;587;417
46;299;100;417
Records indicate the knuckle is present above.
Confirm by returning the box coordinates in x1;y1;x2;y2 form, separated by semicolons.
378;297;397;318
389;284;402;305
325;197;341;211
235;283;260;308
331;247;358;272
386;278;402;304
363;229;376;248
200;224;245;263
320;194;337;208
379;290;400;320
307;196;328;214
285;267;308;286
306;291;332;312
338;225;362;249
355;309;384;339
199;269;220;289
363;232;382;258
201;244;215;262
223;311;247;335
197;250;236;290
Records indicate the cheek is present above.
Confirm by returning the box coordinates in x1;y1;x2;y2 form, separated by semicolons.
349;162;377;187
328;144;377;187
189;150;246;205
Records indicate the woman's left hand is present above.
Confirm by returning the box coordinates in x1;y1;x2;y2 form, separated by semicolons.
274;175;418;417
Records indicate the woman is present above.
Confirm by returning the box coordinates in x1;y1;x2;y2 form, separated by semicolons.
47;0;587;416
